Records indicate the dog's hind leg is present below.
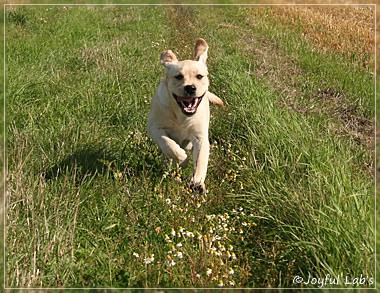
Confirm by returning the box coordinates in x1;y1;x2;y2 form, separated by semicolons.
207;91;224;107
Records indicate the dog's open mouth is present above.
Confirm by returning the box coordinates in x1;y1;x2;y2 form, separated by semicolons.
173;92;206;115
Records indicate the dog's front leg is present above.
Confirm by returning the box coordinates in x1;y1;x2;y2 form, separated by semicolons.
191;136;210;192
149;128;189;167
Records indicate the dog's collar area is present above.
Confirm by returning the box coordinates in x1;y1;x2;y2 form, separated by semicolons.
173;92;206;116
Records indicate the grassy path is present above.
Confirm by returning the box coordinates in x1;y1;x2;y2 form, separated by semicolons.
5;5;374;288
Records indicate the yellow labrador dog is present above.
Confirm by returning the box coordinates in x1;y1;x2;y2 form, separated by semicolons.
147;38;223;192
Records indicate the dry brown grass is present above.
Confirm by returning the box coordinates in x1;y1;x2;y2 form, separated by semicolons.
254;6;374;71
230;0;377;72
238;4;374;154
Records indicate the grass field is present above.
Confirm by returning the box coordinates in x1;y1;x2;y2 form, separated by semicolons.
5;3;375;289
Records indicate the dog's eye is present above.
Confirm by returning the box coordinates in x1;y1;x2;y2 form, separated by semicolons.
175;74;184;80
196;74;203;80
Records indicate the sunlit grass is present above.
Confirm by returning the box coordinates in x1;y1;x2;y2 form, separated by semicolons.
5;4;374;289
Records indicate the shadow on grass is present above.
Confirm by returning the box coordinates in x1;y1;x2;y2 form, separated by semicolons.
43;146;117;181
43;141;165;185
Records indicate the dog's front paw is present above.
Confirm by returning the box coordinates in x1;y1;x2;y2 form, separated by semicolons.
189;181;206;193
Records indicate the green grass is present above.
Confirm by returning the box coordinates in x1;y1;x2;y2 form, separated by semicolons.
5;4;374;289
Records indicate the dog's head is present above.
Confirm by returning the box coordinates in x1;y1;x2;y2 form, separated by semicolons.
160;38;210;116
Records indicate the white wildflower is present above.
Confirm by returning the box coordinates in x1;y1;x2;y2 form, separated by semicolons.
143;254;155;264
175;251;183;259
186;231;194;238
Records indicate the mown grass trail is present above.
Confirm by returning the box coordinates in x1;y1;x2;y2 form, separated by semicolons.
5;4;374;289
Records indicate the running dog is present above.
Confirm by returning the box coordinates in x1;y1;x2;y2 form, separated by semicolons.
147;38;223;192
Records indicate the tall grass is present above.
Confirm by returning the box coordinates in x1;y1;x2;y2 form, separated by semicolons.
5;4;374;289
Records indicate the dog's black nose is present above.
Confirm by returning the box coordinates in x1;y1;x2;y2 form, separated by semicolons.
184;85;196;96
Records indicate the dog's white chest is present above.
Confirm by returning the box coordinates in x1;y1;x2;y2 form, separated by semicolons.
165;105;209;144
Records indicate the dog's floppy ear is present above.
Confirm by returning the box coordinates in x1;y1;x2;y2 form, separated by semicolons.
160;50;178;66
194;38;208;64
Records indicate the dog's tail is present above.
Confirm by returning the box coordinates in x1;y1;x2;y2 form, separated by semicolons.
207;91;224;107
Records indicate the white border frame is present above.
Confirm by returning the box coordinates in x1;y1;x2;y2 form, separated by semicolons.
3;2;377;291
